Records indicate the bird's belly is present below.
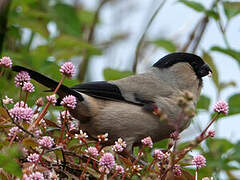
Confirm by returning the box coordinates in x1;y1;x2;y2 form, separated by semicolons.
79;101;176;145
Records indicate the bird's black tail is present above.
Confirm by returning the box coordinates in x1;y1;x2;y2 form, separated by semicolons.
12;65;83;101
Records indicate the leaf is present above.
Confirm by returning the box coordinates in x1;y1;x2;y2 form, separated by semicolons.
205;10;219;20
202;52;219;90
211;46;240;63
178;0;205;12
223;2;240;19
0;146;22;177
197;95;210;110
22;138;38;148
51;3;82;37
103;68;133;81
228;94;240;116
206;138;234;154
0;107;10;120
152;39;177;52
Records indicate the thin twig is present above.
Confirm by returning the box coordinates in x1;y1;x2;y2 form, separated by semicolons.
132;0;166;73
77;0;112;81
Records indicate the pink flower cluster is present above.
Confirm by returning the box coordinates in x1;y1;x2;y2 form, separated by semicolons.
27;153;39;163
173;164;182;176
60;95;77;109
115;165;124;175
38;136;54;148
9;102;34;123
208;130;216;137
8;126;22;138
2;96;13;105
24;172;44;180
141;136;153;148
46;94;57;105
112;138;127;152
60;62;75;78
22;82;35;93
192;155;206;169
15;71;30;87
153;149;165;160
85;147;99;157
0;56;12;68
213;100;229;115
97;133;109;142
99;152;115;174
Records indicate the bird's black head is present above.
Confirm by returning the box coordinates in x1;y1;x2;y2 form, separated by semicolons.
153;52;212;79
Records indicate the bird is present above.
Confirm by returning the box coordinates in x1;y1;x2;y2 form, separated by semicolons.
12;52;212;152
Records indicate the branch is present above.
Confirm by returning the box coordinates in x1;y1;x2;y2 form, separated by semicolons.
0;0;12;56
132;0;166;73
77;0;111;81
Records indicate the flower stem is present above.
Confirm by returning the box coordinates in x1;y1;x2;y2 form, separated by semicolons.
24;92;29;107
8;133;17;147
59;109;68;143
28;76;65;131
200;113;219;137
79;157;90;180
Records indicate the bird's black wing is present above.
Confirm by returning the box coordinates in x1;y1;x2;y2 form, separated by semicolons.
71;81;145;105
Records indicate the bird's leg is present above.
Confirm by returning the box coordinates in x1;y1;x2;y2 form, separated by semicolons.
143;102;162;116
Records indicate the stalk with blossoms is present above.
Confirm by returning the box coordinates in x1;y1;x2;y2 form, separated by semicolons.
28;61;75;131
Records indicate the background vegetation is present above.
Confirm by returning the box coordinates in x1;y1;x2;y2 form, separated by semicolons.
0;0;240;179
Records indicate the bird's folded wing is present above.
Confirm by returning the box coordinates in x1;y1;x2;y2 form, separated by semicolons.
71;81;145;105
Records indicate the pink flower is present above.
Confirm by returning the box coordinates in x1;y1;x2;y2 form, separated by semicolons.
36;97;44;107
2;96;13;105
60;95;77;109
46;94;57;105
9;104;34;123
28;172;44;180
14;101;25;108
60;62;75;78
8;126;22;137
192;155;206;169
202;177;213;180
112;143;124;152
27;153;39;163
141;136;153;148
97;133;109;142
99;153;115;174
86;147;99;157
213;100;229;115
115;165;124;175
22;174;30;180
112;138;126;152
33;128;42;136
14;71;30;87
0;56;12;68
208;130;216;137
153;149;165;160
173;164;182;176
38;136;54;148
22;82;35;93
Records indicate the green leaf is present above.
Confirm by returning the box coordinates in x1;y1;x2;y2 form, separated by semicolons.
223;2;240;19
228;94;240;116
178;0;205;12
0;146;22;177
205;10;219;20
202;52;219;90
51;3;82;37
206;138;234;154
211;46;240;63
151;39;177;52
197;95;210;110
104;68;133;81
